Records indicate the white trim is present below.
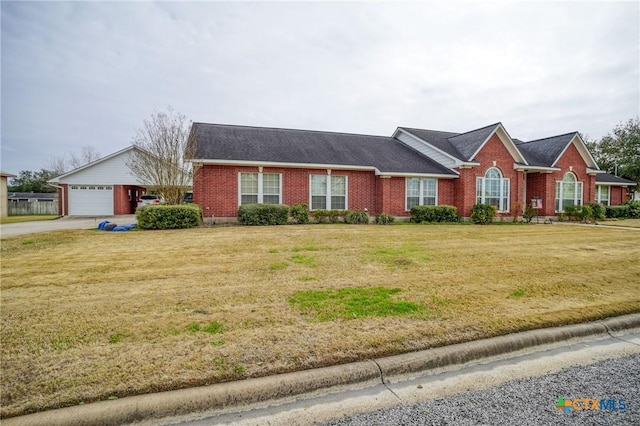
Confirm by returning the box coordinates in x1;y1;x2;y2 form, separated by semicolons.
554;172;584;212
596;181;636;187
381;172;458;179
193;158;459;179
514;163;561;172
587;168;606;175
238;172;282;205
551;134;598;169
405;177;438;211
49;146;139;182
467;124;528;165
595;185;610;206
476;167;510;212
309;174;348;210
392;128;461;164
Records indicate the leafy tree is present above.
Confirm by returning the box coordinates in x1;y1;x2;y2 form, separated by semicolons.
586;117;640;188
126;107;193;205
8;169;57;193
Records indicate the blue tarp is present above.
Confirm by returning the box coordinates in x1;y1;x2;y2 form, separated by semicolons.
98;221;137;232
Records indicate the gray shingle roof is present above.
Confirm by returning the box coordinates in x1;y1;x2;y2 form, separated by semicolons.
398;123;501;161
515;133;576;167
189;123;457;176
595;173;637;185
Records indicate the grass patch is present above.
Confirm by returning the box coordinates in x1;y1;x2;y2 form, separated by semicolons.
0;215;58;224
290;254;316;265
1;225;638;418
289;287;422;321
368;243;430;267
511;288;527;298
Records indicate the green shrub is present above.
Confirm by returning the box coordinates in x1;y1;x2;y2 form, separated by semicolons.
605;205;629;218
136;204;202;230
290;204;310;224
563;205;580;221
410;205;458;223
626;200;640;218
375;214;395;225
523;205;536;223
589;203;606;221
238;204;290;226
313;210;341;224
470;203;496;224
578;204;593;222
344;210;370;224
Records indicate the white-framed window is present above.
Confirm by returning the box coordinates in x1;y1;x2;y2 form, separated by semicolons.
310;175;347;210
476;167;510;211
239;172;282;205
406;177;437;210
595;185;610;206
555;172;583;212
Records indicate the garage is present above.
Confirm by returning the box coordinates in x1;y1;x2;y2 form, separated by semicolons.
68;185;114;216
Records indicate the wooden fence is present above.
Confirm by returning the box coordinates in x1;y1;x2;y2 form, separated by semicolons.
8;201;58;216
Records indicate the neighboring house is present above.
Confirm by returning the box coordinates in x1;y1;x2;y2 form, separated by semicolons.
187;122;636;221
7;193;58;215
1;171;17;218
8;192;58;202
48;146;148;216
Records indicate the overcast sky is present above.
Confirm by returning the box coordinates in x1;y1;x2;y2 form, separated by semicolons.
1;1;639;174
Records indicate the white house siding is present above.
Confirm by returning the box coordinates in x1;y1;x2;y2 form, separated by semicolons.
61;149;143;185
396;132;457;169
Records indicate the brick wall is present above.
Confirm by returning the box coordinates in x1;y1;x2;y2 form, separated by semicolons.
194;165;462;218
454;133;524;217
194;165;381;218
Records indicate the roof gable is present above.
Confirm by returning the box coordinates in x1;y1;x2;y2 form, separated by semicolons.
48;146;144;185
189;123;458;176
397;123;527;165
516;133;598;169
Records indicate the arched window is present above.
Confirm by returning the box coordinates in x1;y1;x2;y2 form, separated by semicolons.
476;167;510;211
555;172;583;212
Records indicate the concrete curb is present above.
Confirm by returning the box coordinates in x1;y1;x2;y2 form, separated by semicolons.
5;313;640;426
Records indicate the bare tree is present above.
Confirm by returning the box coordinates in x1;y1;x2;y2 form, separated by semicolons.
127;107;193;205
69;146;101;169
48;146;101;176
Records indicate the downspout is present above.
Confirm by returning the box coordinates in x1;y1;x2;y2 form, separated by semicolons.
48;183;65;217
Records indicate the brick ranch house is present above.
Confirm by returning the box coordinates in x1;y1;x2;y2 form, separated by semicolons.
187;122;636;221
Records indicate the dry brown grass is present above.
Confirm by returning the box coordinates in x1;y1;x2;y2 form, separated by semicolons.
2;224;639;417
601;218;640;228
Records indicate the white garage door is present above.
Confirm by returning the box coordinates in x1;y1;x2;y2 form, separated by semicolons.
68;185;114;216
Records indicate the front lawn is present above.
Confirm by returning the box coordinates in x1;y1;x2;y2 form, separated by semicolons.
0;215;58;224
1;224;639;418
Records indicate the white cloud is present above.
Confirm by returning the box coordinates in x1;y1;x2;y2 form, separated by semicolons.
1;1;638;173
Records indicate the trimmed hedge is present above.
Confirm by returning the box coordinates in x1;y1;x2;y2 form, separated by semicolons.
238;204;290;225
410;205;458;223
290;204;310;224
470;203;496;224
605;200;640;219
136;204;202;230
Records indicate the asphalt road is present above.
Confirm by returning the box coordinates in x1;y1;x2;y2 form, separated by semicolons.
322;352;639;426
159;329;640;426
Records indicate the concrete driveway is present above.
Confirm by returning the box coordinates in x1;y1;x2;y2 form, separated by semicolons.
0;215;137;239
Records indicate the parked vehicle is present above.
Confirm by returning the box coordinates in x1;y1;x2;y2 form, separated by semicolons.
137;194;162;207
